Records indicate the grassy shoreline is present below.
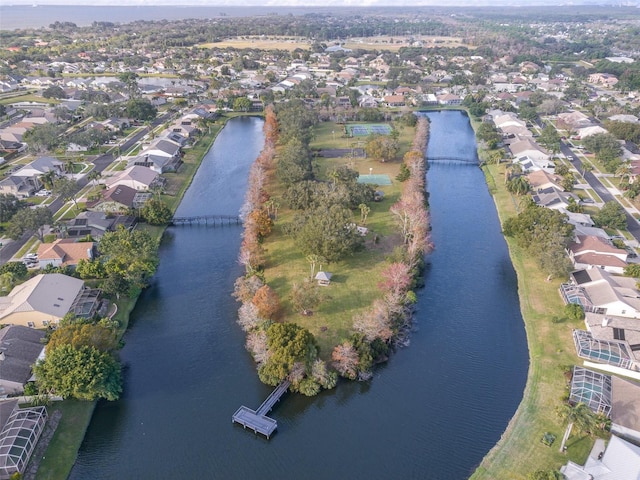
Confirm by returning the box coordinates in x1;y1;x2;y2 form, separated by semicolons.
33;114;236;480
469;126;598;478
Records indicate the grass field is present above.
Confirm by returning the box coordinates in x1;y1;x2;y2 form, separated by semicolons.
260;120;411;356
199;37;311;51
0;93;56;105
344;35;473;52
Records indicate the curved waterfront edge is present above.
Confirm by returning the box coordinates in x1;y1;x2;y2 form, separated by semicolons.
468;116;587;478
32;114;245;480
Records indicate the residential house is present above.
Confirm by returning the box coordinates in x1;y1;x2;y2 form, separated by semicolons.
557;110;592;130
576;125;608;139
88;184;150;213
559;208;595;228
383;95;405;107
526;170;564;192
568;235;628;274
0;175;40;199
0;273;98;327
531;186;580;210
500;125;533;139
588;73;619;87
36;239;95;269
509;138;553;172
493;112;527;130
16;156;64;179
567;268;640;318
610;374;640;443
583;311;640;372
561;435;640;480
104;165;162;191
65;211;136;239
609;114;639;124
0;326;46;396
436;93;462;105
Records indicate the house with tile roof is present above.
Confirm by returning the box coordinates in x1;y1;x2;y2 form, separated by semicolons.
568;235;628;274
36;239;95;270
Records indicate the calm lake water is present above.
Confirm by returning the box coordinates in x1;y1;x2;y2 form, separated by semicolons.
69;112;528;480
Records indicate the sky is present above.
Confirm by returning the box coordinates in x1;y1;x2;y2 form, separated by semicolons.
3;0;626;5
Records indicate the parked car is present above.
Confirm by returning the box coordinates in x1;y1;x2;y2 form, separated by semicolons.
35;189;51;197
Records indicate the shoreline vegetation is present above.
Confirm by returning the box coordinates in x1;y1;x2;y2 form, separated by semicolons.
36;107;581;480
33;114;231;480
469;113;600;479
233;104;431;394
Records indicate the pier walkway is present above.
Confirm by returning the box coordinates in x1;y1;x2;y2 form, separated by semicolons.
232;380;290;439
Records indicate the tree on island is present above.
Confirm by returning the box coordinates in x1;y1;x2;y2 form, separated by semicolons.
364;134;399;162
290;279;322;316
288;204;363;263
258;323;318;386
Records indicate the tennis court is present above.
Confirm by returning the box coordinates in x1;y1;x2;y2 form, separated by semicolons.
357;174;392;185
346;124;393;137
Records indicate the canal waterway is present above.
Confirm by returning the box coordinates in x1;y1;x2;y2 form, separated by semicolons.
70;111;528;480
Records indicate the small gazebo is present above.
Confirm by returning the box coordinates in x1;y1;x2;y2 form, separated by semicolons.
315;271;332;286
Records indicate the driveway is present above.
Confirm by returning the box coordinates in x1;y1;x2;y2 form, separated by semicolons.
560;141;640;243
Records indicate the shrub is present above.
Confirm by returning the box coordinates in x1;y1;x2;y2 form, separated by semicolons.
564;303;585;321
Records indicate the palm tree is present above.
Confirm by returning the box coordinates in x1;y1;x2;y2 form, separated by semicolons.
581;161;594;178
359;203;371;225
556;402;599;453
39;170;57;190
88;170;101;187
306;254;326;281
505;176;530;196
615;161;632;184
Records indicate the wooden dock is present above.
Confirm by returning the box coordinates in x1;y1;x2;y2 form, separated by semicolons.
232;380;290;439
170;214;241;226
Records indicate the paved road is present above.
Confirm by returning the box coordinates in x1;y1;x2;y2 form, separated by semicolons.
0;109;175;264
560;141;640;243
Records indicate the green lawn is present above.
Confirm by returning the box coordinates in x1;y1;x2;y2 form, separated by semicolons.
0;93;56;105
33;400;96;480
262;121;409;357
470;162;606;480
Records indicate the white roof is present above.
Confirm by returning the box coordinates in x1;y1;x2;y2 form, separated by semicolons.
315;271;332;281
0;273;84;321
578;125;608;138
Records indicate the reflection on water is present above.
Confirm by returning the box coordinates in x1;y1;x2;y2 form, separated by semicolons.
71;112;528;480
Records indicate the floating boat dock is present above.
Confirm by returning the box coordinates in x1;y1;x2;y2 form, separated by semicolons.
232;380;290;439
